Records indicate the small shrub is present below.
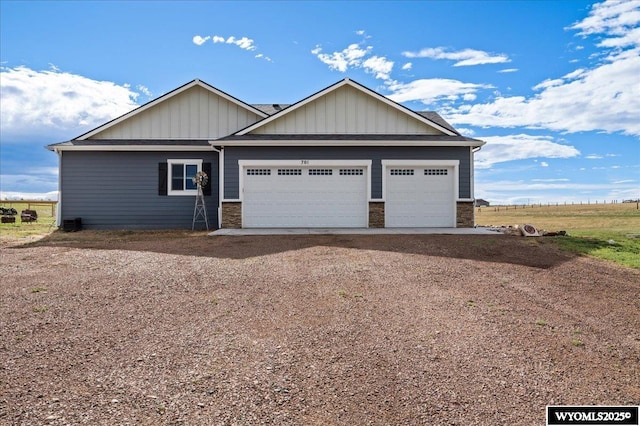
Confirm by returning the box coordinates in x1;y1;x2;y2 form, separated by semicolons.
31;286;47;293
571;338;585;347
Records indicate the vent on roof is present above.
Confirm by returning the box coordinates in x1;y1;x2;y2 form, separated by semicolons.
272;104;282;111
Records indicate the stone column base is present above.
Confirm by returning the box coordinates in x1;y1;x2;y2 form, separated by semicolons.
456;201;475;228
221;202;242;228
369;202;385;228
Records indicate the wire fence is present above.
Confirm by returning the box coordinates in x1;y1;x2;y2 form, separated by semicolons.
477;199;639;212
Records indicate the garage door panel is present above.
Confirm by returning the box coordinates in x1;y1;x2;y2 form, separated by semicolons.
385;167;455;227
243;166;367;228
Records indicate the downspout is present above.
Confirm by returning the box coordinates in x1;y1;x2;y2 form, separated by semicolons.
56;149;62;227
471;145;482;227
210;145;224;228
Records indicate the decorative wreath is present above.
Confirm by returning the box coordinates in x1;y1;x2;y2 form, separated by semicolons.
192;171;209;188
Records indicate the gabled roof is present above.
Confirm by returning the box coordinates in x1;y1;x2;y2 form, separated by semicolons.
75;79;269;140
235;78;458;136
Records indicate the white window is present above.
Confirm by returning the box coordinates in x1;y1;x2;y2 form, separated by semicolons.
168;159;202;195
424;169;448;176
390;169;414;176
247;169;271;176
278;169;302;175
309;169;333;175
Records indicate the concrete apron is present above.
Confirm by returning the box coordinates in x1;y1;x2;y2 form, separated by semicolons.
210;227;501;236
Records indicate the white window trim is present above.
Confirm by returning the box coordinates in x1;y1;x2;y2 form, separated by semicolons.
167;159;203;196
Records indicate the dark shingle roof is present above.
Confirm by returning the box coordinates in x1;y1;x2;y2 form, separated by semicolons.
251;104;291;115
416;112;459;135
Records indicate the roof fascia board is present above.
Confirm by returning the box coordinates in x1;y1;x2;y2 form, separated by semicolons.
76;79;268;140
50;145;214;152
209;139;485;147
235;78;456;136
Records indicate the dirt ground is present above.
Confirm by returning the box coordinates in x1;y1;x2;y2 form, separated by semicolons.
1;232;639;425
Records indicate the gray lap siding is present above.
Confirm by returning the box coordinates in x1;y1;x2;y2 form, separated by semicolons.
223;146;471;200
61;151;219;229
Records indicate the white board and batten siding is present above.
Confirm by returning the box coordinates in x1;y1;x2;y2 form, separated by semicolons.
383;160;459;228
250;85;444;135
90;85;263;140
240;160;371;228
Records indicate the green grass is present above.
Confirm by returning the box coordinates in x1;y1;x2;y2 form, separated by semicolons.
0;201;57;242
476;203;640;269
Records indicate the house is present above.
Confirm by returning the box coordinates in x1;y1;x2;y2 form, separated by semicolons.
47;78;485;230
475;199;490;207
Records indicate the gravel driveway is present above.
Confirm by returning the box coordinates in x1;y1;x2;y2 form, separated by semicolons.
1;232;639;425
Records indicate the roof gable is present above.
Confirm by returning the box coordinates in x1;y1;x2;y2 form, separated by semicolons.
78;79;268;140
236;79;457;136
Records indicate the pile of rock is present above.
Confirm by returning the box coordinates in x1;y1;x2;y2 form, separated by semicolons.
479;224;567;237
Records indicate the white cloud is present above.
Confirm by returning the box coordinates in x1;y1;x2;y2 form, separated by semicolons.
386;78;493;105
199;34;270;59
444;47;640;135
0;190;58;201
136;84;152;98
0;172;58;192
540;161;549;167
312;43;371;73
362;55;394;80
532;178;570;182
401;47;510;66
474;134;580;169
478;180;635;191
204;34;257;51
455;128;475;136
498;68;519;73
585;154;604;159
192;35;210;46
0;66;141;140
393;1;640;137
233;36;257;51
356;30;365;35
569;0;640;39
401;62;412;70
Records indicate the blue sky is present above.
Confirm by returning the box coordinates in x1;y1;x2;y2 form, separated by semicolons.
1;0;638;204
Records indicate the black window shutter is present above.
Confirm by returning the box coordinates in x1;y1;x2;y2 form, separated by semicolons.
158;163;168;196
203;162;212;196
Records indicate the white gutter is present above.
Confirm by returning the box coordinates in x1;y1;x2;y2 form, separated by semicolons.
217;140;485;147
49;145;213;152
210;145;224;228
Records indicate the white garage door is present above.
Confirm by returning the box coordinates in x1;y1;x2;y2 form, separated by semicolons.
385;166;456;227
242;166;368;227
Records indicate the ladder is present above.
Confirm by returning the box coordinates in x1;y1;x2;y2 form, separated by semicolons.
192;184;209;231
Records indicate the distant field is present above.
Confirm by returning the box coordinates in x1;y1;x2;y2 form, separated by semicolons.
0;201;57;242
476;203;640;268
